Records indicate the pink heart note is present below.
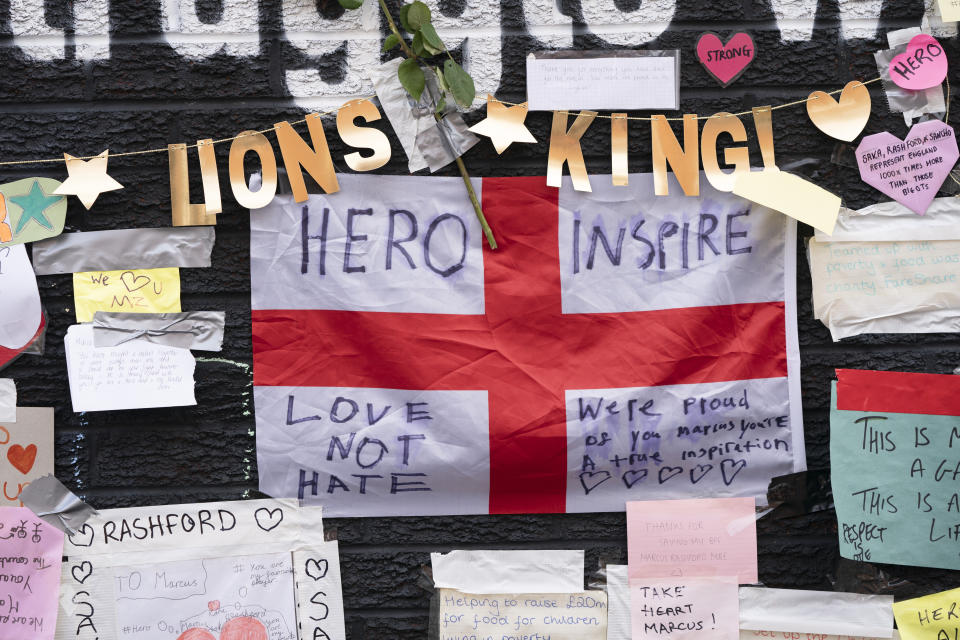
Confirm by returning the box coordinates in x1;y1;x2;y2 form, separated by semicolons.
889;34;947;91
696;32;755;87
856;120;959;215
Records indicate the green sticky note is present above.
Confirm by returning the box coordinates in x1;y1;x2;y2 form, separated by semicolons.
0;177;67;247
831;378;960;570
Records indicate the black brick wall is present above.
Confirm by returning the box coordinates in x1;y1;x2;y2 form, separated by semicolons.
4;1;959;637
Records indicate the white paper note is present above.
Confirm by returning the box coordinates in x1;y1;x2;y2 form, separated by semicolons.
739;587;894;637
431;550;585;594
437;589;608;640
64;323;197;411
606;565;633;640
526;53;679;111
0;378;15;422
55;499;343;640
0;244;42;349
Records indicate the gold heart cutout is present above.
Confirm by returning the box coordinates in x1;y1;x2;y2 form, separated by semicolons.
806;80;871;142
120;270;151;292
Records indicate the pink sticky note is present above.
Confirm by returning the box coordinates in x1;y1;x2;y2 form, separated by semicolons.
627;497;757;583
0;507;64;640
889;34;948;91
856;120;960;215
631;575;739;640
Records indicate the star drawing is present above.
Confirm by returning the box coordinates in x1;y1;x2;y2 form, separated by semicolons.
468;94;538;154
10;180;60;234
53;150;124;209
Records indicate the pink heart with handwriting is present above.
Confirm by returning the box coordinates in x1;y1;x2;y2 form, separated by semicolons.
696;32;755;87
856;120;959;215
889;34;948;91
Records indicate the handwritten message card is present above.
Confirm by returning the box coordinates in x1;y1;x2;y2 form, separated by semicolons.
0;407;54;505
627;497;758;583
114;552;296;639
437;589;607;640
64;323;196;412
73;268;181;322
0;507;64;640
632;576;738;640
809;237;960;340
832;369;960;569
55;499;345;640
526;52;679;111
893;587;960;640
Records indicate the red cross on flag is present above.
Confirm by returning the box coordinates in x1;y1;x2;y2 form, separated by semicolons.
251;173;804;517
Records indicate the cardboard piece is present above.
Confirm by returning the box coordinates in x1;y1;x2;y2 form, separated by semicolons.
855;120;959;215
431;550;585;594
696;32;755;87
888;34;948;90
627;497;758;583
64;324;196;412
0;507;64;640
733;168;840;235
0;407;54;506
631;576;739;640
832;370;960;569
55;499;344;640
73;268;181;322
437;589;608;640
526;51;680;111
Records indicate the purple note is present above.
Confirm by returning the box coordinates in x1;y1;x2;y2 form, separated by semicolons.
856;120;959;215
0;507;64;640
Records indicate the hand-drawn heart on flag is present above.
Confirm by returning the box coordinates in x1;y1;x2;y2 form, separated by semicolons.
856;119;959;215
696;32;755;87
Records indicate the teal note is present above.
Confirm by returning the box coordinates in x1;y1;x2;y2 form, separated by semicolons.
831;382;960;570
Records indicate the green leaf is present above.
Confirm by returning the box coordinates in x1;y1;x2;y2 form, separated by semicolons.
411;31;427;57
337;0;364;8
382;33;400;51
397;57;425;101
434;68;449;93
435;96;447;115
443;58;475;108
405;1;431;30
419;23;443;51
399;4;413;32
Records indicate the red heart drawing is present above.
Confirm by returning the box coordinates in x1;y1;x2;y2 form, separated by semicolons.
696;32;755;87
176;617;268;640
7;444;37;475
207;600;220;612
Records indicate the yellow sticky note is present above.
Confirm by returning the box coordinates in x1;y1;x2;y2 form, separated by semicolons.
733;168;840;235
72;268;181;322
893;587;960;640
937;0;960;22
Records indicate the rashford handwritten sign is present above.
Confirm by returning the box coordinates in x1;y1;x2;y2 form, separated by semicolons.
250;173;804;516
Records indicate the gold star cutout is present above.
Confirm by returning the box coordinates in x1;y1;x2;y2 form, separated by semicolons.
469;94;537;154
53;150;124;209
